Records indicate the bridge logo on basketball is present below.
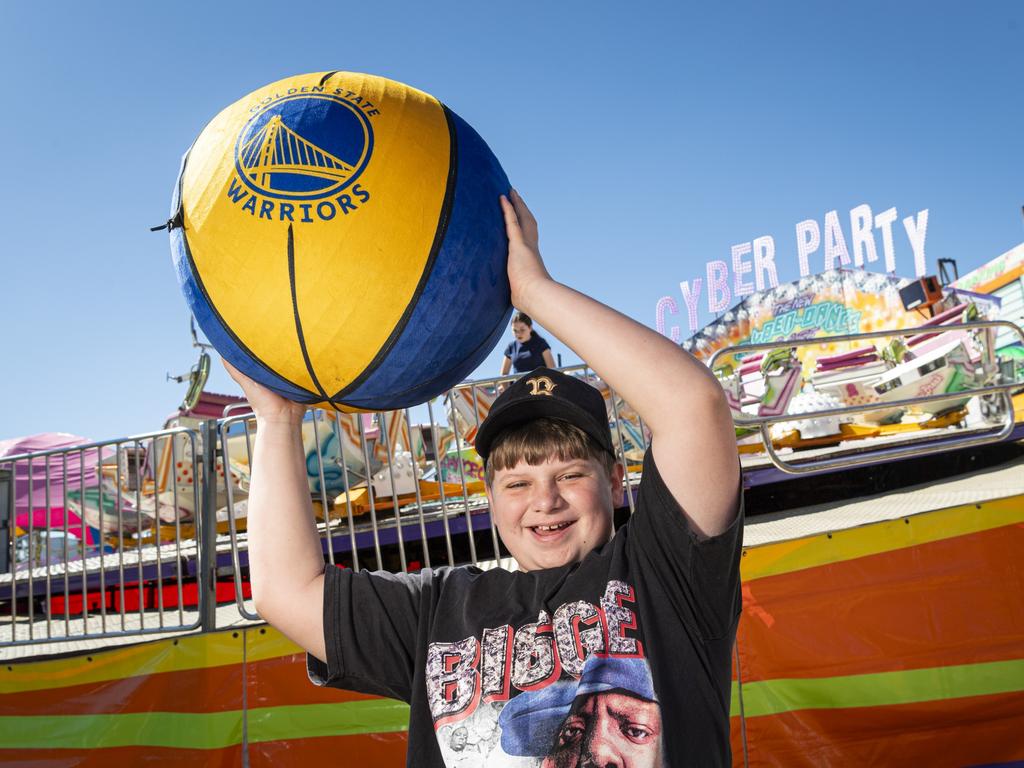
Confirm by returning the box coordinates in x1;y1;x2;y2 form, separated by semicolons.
229;92;374;223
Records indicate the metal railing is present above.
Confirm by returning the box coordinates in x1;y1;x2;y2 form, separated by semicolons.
5;325;1018;648
0;428;204;648
0;366;649;649
711;320;1024;474
215;366;649;622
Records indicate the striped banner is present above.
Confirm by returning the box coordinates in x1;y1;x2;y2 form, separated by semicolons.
0;627;409;765
2;494;1022;765
731;494;1024;767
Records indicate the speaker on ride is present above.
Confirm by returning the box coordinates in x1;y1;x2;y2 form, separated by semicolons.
898;276;943;313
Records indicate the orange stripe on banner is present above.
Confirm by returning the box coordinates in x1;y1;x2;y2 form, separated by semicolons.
245;653;387;708
738;523;1024;681
0;744;244;768
0;649;394;717
249;732;408;767
0;662;244;717
731;690;1024;768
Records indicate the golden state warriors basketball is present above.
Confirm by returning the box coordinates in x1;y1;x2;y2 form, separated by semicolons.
168;71;511;411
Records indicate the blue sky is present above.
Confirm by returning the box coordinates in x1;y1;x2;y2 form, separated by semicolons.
1;1;1021;440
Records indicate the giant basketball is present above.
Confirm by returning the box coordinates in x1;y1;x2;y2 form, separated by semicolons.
167;71;512;410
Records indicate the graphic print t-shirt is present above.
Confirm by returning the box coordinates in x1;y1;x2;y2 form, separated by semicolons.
308;450;743;767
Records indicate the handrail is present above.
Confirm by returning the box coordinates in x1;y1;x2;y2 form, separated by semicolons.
709;320;1024;475
218;413;261;622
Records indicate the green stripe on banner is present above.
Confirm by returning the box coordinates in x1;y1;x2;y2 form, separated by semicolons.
248;699;410;742
731;658;1024;718
0;710;243;750
0;699;410;750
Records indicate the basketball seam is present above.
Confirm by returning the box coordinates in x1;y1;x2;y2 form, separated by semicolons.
177;151;319;403
337;303;513;409
287;223;334;404
327;102;460;404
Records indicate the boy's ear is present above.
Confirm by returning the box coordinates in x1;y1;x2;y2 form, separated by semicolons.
609;462;625;507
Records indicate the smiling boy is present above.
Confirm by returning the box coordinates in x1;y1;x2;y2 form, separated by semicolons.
227;190;741;766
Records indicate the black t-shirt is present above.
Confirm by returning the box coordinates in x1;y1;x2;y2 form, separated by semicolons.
308;449;743;766
503;333;551;373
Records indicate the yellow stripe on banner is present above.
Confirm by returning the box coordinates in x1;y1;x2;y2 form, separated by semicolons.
0;627;247;694
741;494;1024;581
245;624;304;663
730;657;1024;718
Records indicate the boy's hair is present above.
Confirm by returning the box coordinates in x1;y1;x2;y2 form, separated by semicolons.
484;418;616;486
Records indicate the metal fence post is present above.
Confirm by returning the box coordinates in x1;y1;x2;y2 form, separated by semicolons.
0;468;11;575
199;420;219;632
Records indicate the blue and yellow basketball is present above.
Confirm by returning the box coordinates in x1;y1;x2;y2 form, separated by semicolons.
168;71;511;410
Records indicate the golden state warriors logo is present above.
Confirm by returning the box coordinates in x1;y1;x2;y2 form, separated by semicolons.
227;90;377;223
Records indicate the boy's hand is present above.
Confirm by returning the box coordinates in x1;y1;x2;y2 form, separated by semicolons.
501;189;552;310
222;359;306;425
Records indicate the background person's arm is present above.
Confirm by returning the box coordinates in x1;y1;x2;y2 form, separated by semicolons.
223;361;328;661
542;348;556;369
501;191;738;537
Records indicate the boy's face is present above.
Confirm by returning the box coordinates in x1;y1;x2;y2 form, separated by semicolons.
486;455;624;571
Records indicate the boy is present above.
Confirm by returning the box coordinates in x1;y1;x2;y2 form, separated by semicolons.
226;189;742;766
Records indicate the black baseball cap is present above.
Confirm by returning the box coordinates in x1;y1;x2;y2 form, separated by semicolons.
474;367;614;464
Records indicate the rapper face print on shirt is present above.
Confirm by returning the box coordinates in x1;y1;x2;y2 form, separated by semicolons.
427;579;664;767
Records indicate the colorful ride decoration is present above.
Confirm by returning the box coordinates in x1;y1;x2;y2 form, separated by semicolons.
688;270;1002;443
167;71;512;411
438;446;486;486
688;271;919;371
0;433;107;566
953;242;1024;388
718;348;804;438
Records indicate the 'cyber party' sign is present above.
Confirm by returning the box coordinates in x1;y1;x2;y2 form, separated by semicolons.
657;203;929;339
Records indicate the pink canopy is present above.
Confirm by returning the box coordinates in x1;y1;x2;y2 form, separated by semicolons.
0;433;110;544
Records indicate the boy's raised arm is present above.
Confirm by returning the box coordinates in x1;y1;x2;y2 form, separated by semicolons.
223;361;328;662
501;191;739;537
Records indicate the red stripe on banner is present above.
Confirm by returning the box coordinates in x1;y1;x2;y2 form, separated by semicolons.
0;663;243;716
249;732;409;767
0;640;388;718
730;690;1024;767
245;652;390;708
0;745;244;767
738;524;1024;681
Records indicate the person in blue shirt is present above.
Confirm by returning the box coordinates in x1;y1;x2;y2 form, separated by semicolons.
501;312;556;374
